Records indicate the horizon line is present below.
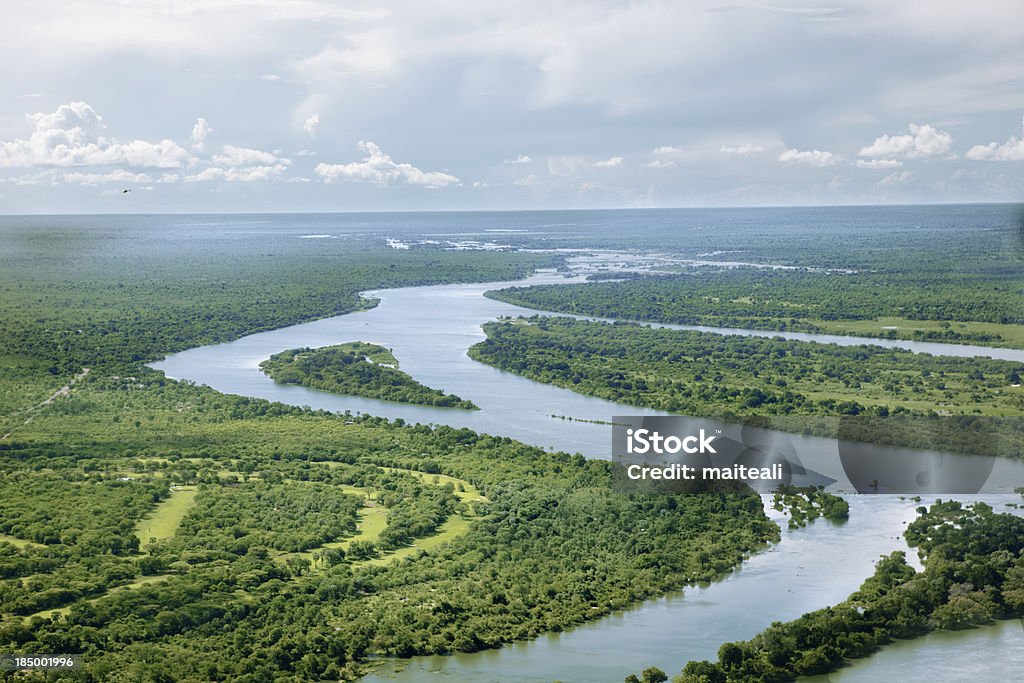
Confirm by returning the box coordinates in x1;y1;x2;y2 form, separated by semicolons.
2;199;1022;218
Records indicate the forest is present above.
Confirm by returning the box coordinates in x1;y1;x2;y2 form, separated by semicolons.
0;217;778;680
0;372;778;680
260;343;477;409
2;210;1022;680
487;216;1024;347
469;316;1024;457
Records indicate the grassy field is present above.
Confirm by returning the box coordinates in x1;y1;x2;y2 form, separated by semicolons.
380;466;487;504
818;317;1024;349
363;511;476;566
134;486;198;551
0;533;42;549
291;468;484;570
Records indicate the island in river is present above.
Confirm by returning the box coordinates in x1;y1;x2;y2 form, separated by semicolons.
260;341;480;409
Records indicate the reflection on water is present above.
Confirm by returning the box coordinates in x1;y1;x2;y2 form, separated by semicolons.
802;618;1024;682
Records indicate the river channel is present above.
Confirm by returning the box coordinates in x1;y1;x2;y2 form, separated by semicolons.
151;271;1024;682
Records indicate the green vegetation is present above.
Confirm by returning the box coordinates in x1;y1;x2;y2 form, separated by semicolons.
771;487;850;529
469;317;1024;456
135;486;197;551
673;501;1024;682
0;374;777;679
487;267;1024;348
0;216;778;680
3;209;1022;680
487;226;1024;346
261;342;478;409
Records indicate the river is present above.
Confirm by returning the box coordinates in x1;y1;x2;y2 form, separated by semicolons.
151;270;1024;682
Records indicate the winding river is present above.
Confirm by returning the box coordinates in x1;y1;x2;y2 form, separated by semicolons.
152;271;1024;682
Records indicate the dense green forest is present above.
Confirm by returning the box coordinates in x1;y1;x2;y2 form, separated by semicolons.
0;217;777;680
662;501;1024;682
487;260;1024;348
260;343;477;409
0;373;777;679
2;210;1022;680
469;317;1024;457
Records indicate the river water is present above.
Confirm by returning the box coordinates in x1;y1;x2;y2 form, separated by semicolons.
151;271;1024;682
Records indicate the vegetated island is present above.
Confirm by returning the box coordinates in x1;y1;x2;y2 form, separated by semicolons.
260;342;479;409
468;316;1024;458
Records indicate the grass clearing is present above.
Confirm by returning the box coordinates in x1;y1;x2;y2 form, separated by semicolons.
292;466;483;570
379;466;487;504
0;533;43;549
135;486;198;551
363;512;474;567
818;317;1024;349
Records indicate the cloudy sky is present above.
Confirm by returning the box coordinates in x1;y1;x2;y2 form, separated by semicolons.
2;0;1023;213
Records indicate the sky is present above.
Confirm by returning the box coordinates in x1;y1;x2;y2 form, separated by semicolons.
1;0;1023;213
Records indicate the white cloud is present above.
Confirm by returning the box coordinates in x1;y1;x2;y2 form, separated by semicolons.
504;154;532;164
720;144;765;156
314;141;460;188
858;123;952;159
652;146;683;155
644;160;677;169
856;158;903;169
966;138;1024;161
185;164;289;183
0;101;189;169
966;117;1024;160
211;144;288;166
191;118;212;150
62;169;153;185
592;156;623;168
303;114;320;138
778;148;839;167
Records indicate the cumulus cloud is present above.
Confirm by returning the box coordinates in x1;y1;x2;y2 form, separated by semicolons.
965;117;1024;161
184;165;289;183
778;148;839;167
314;141;460;188
592;156;623;168
720;144;765;156
644;160;677;169
184;145;291;182
0;101;189;169
504;154;532;164
856;158;903;169
191;118;212;150
652;146;683;155
303;114;320;138
858;123;952;159
212;145;287;166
